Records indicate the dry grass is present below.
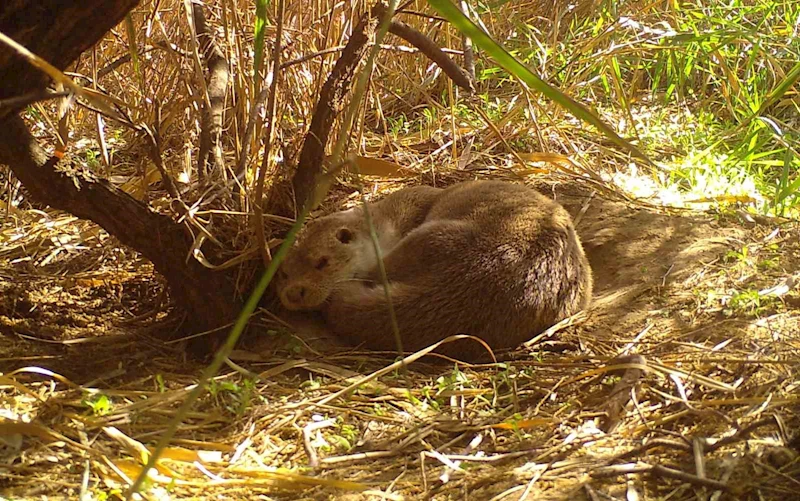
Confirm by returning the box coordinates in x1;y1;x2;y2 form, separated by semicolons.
2;0;800;499
3;176;799;500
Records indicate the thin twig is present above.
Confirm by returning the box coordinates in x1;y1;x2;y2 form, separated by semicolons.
591;462;731;492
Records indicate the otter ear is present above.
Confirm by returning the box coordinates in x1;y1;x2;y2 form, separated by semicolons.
336;228;353;244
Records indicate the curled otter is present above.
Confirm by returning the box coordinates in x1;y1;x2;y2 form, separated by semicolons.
275;180;592;360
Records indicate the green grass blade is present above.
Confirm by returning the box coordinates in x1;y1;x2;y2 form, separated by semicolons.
124;14;143;91
427;0;653;165
757;59;800;116
253;0;269;97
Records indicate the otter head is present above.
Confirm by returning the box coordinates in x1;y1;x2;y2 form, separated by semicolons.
276;210;376;311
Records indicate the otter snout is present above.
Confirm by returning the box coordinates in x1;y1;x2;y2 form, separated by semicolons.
279;280;329;310
281;283;308;309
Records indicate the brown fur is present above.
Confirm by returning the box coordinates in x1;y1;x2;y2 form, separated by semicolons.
275;181;592;360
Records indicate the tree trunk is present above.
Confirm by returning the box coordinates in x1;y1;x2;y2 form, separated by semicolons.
0;0;136;109
0;0;238;351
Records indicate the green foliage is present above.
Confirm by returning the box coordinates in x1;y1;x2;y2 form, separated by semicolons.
326;434;350;451
725;245;755;267
82;393;113;416
84;148;100;169
758;243;781;270
429;0;652;163
727;287;768;315
505;413;527;440
208;378;257;416
435;365;472;393
92;489;110;501
419;386;442;411
435;0;800;216
300;375;324;392
318;420;360;453
422;106;437;128
90;487;126;501
386;114;410;137
338;422;359;443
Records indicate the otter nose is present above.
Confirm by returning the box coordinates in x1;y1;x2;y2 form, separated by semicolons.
283;284;307;306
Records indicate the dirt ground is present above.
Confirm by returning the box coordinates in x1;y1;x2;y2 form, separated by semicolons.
1;177;799;500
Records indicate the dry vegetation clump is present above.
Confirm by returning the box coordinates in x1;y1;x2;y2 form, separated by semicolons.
2;0;800;499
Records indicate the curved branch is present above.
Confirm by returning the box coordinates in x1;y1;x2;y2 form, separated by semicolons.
0;114;237;345
388;19;474;92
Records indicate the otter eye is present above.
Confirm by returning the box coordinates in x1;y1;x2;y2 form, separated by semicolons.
315;257;329;270
336;228;353;244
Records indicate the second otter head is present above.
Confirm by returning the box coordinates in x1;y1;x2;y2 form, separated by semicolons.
276;211;374;311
